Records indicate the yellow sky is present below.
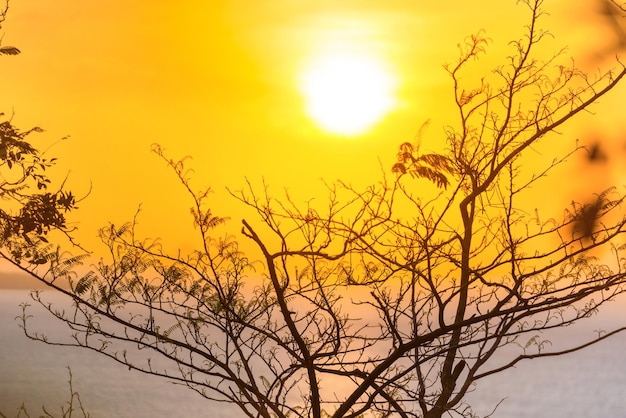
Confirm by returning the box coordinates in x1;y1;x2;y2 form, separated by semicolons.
0;0;623;257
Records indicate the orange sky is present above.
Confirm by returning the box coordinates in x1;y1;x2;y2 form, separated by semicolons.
0;0;624;259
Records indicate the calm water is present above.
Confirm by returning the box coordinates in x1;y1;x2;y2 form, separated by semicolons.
2;289;626;418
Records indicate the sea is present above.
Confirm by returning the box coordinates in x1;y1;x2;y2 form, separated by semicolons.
2;288;626;418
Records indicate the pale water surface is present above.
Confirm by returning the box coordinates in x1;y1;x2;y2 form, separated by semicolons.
2;289;626;418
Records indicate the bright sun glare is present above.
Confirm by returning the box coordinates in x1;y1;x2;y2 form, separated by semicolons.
300;52;397;136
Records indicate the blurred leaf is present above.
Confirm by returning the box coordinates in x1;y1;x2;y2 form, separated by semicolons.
0;46;20;55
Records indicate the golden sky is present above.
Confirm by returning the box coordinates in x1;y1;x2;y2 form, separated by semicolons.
0;0;623;256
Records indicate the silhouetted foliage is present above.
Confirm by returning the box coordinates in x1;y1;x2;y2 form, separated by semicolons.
0;118;78;254
0;9;82;409
586;141;608;163
392;121;454;189
0;46;19;55
0;3;78;264
569;188;620;241
9;1;626;418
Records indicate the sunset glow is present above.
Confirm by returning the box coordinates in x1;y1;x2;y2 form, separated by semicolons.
299;51;397;136
3;1;626;417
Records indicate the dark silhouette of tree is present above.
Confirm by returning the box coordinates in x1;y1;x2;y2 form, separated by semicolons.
0;2;78;266
0;3;85;417
8;0;626;417
0;118;79;261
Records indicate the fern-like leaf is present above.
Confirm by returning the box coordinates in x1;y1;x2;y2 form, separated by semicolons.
0;46;20;55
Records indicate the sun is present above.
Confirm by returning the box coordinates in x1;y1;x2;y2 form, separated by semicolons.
299;51;397;136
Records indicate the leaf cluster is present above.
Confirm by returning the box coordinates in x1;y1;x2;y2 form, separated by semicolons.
392;121;455;189
0;118;79;263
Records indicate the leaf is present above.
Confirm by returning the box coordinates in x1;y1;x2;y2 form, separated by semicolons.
0;46;20;55
525;335;538;349
32;257;48;265
418;153;454;173
391;163;407;175
410;166;450;189
259;375;271;390
162;323;182;338
75;274;95;295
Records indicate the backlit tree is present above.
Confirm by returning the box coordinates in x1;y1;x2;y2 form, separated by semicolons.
9;1;626;417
